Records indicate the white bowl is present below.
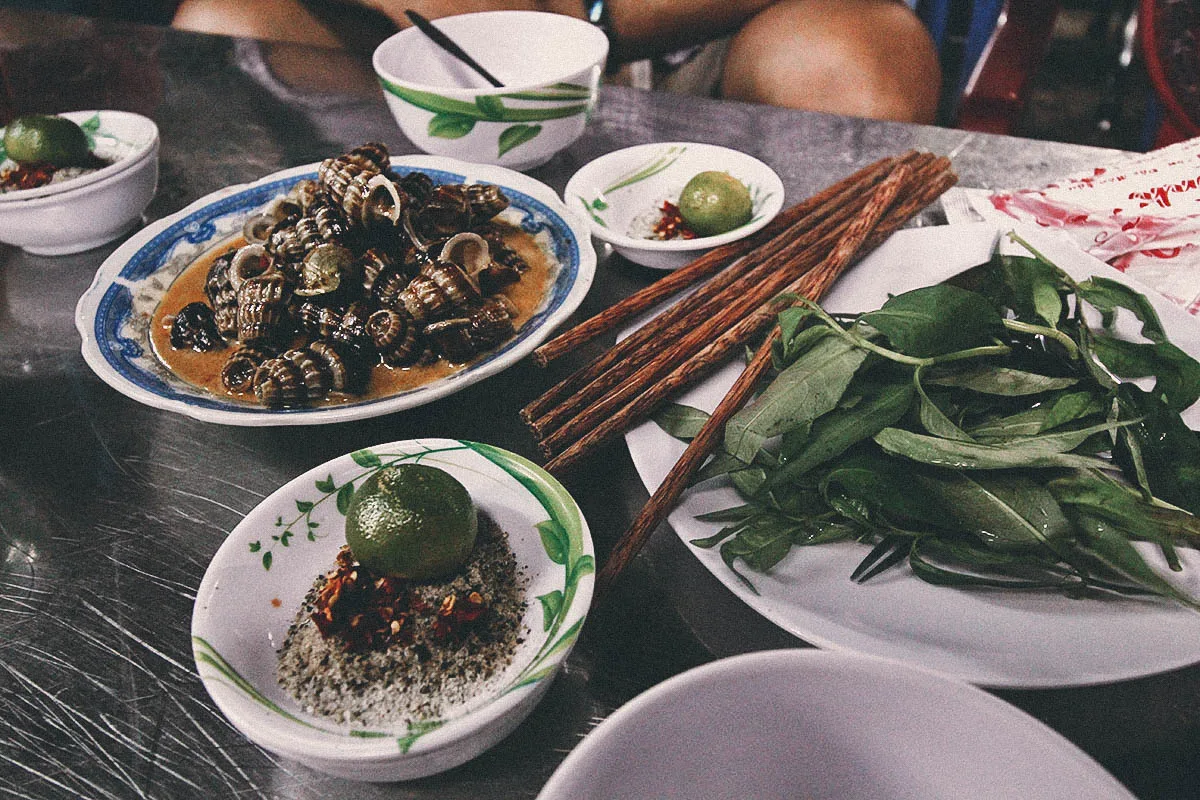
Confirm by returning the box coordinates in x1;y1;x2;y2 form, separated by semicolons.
564;142;785;269
192;438;594;782
538;650;1134;800
74;154;596;426
0;110;160;255
374;11;607;171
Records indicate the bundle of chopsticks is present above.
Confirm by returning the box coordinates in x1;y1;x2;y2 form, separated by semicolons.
521;150;957;596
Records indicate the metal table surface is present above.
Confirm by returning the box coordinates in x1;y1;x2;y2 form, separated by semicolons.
1;9;1197;799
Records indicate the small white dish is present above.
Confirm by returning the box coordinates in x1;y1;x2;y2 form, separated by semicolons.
564;142;784;270
0;110;159;255
74;154;596;426
192;438;594;782
537;650;1134;800
0;110;159;202
374;11;607;171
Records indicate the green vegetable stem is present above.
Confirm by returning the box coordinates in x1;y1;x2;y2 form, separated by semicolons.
656;233;1200;608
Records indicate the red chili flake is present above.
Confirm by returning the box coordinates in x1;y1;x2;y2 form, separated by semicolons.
431;590;489;641
311;546;489;652
0;162;57;191
652;200;698;241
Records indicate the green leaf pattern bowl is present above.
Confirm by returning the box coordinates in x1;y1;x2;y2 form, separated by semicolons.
373;11;607;171
191;438;594;781
0;110;159;254
564;142;785;269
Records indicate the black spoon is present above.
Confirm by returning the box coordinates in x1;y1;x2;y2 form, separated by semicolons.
404;10;504;88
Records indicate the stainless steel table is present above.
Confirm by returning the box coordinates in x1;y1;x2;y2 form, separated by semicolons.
1;9;1197;798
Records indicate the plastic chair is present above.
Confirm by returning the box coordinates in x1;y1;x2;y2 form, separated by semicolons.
1139;0;1200;148
917;0;1062;133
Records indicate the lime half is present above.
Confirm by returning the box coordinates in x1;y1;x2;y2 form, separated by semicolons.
3;114;91;167
678;171;753;237
345;464;478;580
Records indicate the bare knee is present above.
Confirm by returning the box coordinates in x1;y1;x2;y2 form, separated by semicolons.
172;0;343;48
720;0;940;123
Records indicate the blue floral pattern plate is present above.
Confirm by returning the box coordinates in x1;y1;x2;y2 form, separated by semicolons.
74;154;595;425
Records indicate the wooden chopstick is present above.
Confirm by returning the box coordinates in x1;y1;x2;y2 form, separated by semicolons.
405;10;504;88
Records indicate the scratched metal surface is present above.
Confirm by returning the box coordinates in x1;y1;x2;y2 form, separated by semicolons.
1;8;1197;799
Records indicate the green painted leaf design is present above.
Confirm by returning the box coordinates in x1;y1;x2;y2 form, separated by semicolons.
568;554;596;585
498;124;541;157
464;441;592;693
296;499;314;513
538;590;564;630
315;474;336;493
262;551;272;570
577;196;607;226
429;113;476;139
602;145;686;194
194;636;443;749
335;483;355;515
537;519;569;564
475;95;506;120
396;720;444;753
379;78;588;122
351;449;383;468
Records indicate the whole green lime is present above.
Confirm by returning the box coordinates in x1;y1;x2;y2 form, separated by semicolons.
3;114;91;167
677;171;753;237
345;464;478;580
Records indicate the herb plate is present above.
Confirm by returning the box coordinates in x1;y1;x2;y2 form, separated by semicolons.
191;438;594;781
74;154;595;425
625;221;1200;688
538;650;1134;799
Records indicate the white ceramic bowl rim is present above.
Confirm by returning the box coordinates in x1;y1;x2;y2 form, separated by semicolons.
537;649;1133;800
373;10;609;95
0;110;159;203
73;154;595;426
564;141;785;252
191;438;595;766
0;139;159;210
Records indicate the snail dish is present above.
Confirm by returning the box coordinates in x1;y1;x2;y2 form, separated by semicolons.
152;142;557;408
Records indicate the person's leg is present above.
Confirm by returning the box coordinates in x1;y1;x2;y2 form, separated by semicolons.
172;0;344;47
719;0;941;123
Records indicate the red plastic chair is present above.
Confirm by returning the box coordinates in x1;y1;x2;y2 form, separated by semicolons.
918;0;1062;133
1139;0;1200;148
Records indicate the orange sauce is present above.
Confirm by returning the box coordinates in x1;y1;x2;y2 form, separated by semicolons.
148;222;556;407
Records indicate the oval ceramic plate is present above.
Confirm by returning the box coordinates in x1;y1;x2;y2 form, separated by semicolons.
191;438;594;781
564;142;784;270
74;154;595;425
538;650;1134;800
625;222;1200;688
0;110;158;202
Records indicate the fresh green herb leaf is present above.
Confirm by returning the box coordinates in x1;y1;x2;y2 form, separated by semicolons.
725;335;867;463
860;284;1002;357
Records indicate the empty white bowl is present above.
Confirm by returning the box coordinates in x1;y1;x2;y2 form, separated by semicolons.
0;110;159;255
193;438;594;782
538;650;1134;800
564;142;784;269
374;11;607;170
